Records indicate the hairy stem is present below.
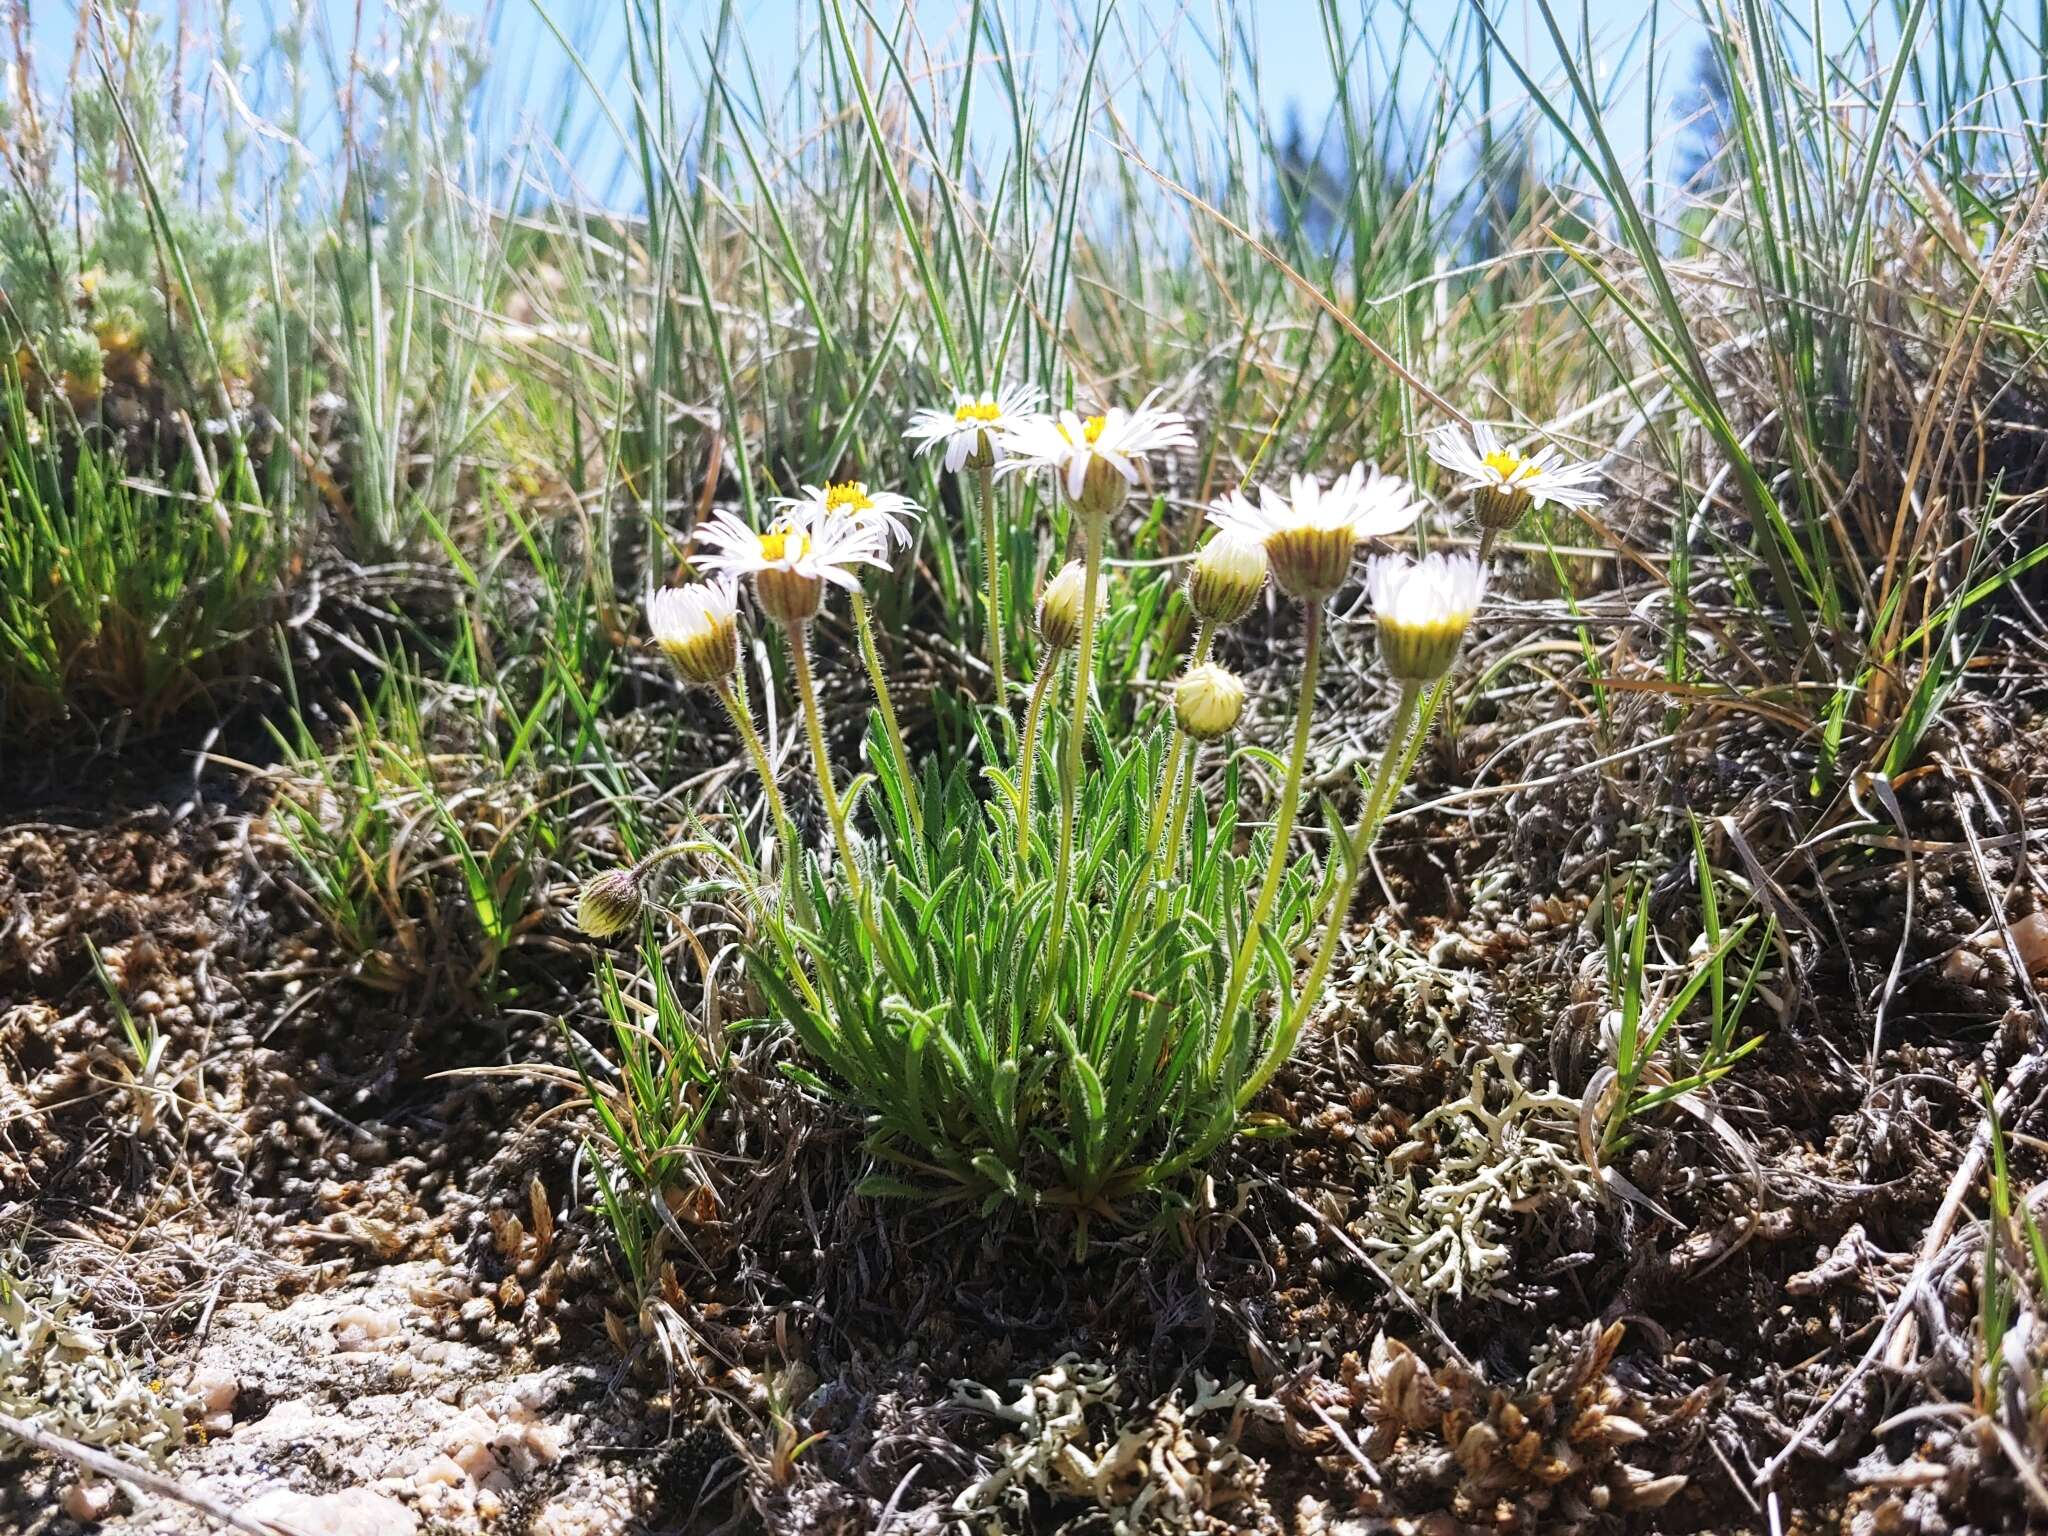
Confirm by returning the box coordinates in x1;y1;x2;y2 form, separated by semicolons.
1142;618;1214;867
1208;601;1322;1077
850;588;921;838
976;459;1004;695
788;622;862;904
715;680;799;876
1237;680;1430;1108
1044;513;1104;981
1015;655;1056;872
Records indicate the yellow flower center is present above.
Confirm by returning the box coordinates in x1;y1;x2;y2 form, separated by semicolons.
1083;414;1107;444
1483;448;1533;483
822;480;874;516
953;400;1002;422
758;528;809;563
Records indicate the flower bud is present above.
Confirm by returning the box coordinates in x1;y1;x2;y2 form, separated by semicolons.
1036;560;1090;652
576;869;644;938
1174;663;1246;742
1366;553;1487;685
1186;530;1268;626
647;584;739;687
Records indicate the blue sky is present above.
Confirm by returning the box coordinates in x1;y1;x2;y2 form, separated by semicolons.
29;0;1921;210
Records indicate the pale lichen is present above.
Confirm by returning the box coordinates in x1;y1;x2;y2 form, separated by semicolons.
0;1252;187;1458
951;1354;1284;1533
1352;1044;1593;1301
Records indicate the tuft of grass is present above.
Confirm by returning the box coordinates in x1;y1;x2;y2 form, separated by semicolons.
1594;818;1773;1163
0;374;291;739
569;932;725;1302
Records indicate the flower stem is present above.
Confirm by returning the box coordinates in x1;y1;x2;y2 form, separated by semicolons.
1156;740;1197;881
1015;657;1056;872
715;680;799;877
1208;601;1322;1078
788;622;862;904
1477;526;1499;563
850;588;921;838
1237;680;1430;1108
976;459;1005;695
1043;513;1104;979
1142;618;1213;867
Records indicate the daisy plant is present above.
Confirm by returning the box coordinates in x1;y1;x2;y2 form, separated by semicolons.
575;388;1508;1252
997;394;1196;973
907;385;1039;692
693;504;892;892
1203;464;1425;1071
774;480;923;834
1426;422;1606;559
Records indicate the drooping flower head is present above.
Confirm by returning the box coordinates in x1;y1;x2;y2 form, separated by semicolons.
905;385;1043;474
646;580;740;687
1207;464;1424;603
773;479;919;553
1185;529;1269;627
1365;552;1488;684
1174;662;1247;742
1425;422;1604;534
576;868;646;938
999;393;1195;522
693;505;890;628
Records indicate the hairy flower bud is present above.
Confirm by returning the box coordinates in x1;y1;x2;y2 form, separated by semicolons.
1186;530;1268;626
1174;663;1246;741
647;583;739;686
1036;560;1091;652
576;868;645;938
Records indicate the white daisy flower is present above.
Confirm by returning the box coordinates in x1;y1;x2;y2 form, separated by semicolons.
773;479;920;552
1365;551;1488;683
645;580;741;686
692;506;890;627
997;392;1196;519
905;385;1043;475
1425;422;1605;533
1206;463;1425;602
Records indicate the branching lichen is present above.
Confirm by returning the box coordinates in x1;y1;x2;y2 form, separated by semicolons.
952;1355;1284;1533
1356;1045;1593;1301
0;1254;186;1460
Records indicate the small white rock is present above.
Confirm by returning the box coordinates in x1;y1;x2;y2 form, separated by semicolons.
243;1489;420;1536
190;1366;240;1434
62;1477;117;1523
332;1305;402;1352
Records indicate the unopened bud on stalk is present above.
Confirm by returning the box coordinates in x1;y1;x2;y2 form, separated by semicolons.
1174;663;1246;741
1186;530;1269;627
576;868;645;938
646;582;740;686
1366;553;1487;685
1036;560;1093;652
